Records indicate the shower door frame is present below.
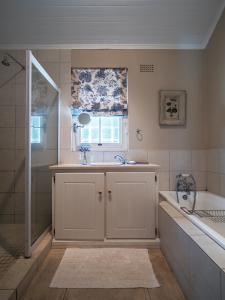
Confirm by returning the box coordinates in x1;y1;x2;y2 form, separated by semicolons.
25;50;60;258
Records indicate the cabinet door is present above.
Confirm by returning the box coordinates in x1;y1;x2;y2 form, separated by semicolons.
55;173;104;240
106;172;156;239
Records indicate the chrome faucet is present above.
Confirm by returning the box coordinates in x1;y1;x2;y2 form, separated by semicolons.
114;154;126;164
176;173;197;214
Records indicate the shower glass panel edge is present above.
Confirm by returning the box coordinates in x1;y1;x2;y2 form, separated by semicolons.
25;50;59;258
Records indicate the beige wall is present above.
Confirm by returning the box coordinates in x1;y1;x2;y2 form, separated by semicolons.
205;9;225;149
204;9;225;196
34;48;208;191
34;46;209;191
71;49;206;150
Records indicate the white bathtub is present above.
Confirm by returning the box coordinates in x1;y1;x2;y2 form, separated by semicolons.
159;191;225;250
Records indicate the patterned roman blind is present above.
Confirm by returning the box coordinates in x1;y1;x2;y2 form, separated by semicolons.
71;68;128;116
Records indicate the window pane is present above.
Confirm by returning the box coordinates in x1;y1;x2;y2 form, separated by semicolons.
101;117;111;127
79;116;121;145
91;128;99;143
113;128;120;143
80;128;89;143
102;128;112;143
90;117;100;127
112;117;119;127
101;116;121;144
80;117;100;144
31;116;41;143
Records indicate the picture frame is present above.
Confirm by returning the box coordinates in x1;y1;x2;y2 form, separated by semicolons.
159;90;187;126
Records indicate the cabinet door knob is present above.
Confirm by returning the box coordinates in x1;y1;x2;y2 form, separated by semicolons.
108;190;112;200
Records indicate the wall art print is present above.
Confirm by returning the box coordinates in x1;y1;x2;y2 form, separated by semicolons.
71;68;128;116
159;90;186;126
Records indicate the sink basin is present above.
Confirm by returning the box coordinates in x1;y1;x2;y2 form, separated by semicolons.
90;162;123;166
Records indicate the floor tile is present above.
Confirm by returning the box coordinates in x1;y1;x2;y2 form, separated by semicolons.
21;249;66;300
21;248;186;300
65;288;146;300
148;249;186;300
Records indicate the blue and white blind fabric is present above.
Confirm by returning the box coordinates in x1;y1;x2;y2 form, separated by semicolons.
71;68;128;117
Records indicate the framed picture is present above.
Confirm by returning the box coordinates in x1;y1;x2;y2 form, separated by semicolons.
159;90;186;126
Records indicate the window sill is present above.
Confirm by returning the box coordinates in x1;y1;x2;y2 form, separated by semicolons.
74;147;128;152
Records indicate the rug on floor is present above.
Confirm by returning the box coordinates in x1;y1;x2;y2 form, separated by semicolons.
50;248;160;289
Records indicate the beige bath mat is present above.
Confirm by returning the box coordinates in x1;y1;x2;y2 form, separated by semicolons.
50;248;159;289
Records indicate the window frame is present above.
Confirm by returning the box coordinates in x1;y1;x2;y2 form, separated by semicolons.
74;117;128;152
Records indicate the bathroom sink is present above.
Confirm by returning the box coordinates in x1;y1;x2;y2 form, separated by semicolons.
90;162;123;166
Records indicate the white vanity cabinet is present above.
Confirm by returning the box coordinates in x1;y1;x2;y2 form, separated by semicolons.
106;172;156;239
51;164;159;244
55;173;104;240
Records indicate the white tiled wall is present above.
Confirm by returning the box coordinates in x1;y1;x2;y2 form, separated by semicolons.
149;149;207;191
60;148;207;191
0;50;26;223
207;149;225;197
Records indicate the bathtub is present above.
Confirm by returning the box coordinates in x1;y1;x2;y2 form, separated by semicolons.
159;191;225;250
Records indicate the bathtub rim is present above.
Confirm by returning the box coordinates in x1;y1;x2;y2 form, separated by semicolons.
159;190;225;251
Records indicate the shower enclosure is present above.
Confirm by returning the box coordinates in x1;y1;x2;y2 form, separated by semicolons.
25;51;59;257
0;49;59;273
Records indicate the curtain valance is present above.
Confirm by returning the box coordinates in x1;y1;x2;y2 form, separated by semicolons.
71;68;128;117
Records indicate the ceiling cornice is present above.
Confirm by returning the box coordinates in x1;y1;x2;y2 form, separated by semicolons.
0;43;204;50
201;0;225;49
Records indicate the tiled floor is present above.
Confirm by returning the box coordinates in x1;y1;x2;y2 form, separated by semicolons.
0;245;18;279
0;224;24;279
21;248;186;300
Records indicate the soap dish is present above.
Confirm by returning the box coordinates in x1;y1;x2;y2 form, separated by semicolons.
127;160;136;165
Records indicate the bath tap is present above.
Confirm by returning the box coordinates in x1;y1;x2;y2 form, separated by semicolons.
176;174;197;214
185;182;193;196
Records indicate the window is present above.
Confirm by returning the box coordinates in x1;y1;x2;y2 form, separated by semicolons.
71;68;128;150
80;116;121;145
74;115;128;151
31;116;41;144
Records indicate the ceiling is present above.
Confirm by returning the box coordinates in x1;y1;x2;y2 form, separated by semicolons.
0;0;224;49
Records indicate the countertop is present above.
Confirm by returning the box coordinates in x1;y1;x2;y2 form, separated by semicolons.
49;163;160;172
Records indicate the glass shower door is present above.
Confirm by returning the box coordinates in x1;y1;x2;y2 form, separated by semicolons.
25;51;59;257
